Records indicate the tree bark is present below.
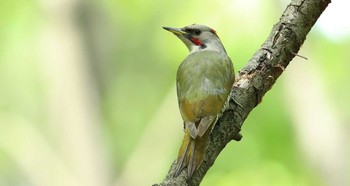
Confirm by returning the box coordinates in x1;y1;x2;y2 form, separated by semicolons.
154;0;331;185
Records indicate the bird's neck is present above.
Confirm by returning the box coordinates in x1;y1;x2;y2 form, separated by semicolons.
189;38;227;55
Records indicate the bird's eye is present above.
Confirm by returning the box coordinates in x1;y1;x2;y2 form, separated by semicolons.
183;28;201;36
194;29;201;36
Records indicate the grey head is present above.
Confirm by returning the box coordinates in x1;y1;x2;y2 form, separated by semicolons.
163;24;226;54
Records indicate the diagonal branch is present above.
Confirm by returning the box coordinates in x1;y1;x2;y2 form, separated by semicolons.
154;0;331;185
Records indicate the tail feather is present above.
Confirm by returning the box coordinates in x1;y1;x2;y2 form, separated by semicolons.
187;139;197;177
174;137;190;176
174;129;209;178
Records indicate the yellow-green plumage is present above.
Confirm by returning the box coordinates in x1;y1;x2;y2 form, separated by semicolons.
175;50;234;177
163;24;234;178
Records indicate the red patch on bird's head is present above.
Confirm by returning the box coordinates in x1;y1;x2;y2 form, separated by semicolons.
190;37;202;46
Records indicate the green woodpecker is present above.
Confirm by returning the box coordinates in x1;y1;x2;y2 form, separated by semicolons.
163;24;235;178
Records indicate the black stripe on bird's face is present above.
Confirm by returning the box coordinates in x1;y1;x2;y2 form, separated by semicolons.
182;28;207;49
183;28;202;36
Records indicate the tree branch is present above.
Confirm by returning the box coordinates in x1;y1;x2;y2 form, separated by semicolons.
154;0;331;185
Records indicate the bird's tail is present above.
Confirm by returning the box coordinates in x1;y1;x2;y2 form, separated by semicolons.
174;128;209;178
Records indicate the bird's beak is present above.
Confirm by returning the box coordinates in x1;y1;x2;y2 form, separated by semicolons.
163;26;187;36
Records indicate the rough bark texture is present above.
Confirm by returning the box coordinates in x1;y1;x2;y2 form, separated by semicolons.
154;0;331;185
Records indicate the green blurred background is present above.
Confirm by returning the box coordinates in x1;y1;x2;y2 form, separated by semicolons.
0;0;349;185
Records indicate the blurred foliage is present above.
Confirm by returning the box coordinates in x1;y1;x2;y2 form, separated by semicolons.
0;0;349;186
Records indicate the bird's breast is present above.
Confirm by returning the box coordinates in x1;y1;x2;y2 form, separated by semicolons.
176;50;234;122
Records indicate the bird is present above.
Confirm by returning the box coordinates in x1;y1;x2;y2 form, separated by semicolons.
163;24;235;178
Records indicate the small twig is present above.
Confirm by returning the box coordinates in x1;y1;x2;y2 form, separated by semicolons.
292;51;308;60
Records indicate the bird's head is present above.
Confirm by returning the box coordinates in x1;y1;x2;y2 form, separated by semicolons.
163;24;226;54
